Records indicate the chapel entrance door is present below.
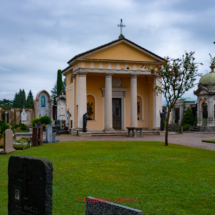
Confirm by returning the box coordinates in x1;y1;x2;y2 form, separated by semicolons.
112;98;121;130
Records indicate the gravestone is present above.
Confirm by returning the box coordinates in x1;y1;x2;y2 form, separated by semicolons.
56;120;60;126
8;156;53;215
44;124;59;143
32;127;43;146
0;129;15;154
85;197;142;215
21;108;27;124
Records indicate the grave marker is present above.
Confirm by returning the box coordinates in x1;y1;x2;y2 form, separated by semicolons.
85;196;142;215
0;129;15;154
8;156;53;215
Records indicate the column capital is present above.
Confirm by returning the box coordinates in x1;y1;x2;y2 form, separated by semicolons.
78;72;88;77
105;73;114;77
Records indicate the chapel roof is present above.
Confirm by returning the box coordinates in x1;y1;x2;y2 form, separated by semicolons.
66;37;164;65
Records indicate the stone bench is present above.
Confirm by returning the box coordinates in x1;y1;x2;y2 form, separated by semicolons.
126;127;144;137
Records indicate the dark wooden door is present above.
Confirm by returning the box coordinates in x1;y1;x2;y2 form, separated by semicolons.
112;98;121;129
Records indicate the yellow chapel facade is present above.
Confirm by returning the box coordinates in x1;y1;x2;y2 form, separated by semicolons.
62;37;163;131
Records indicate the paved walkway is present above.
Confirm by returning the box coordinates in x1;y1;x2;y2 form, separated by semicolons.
55;133;215;151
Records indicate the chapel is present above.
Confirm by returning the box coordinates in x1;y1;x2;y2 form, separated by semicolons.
62;35;163;132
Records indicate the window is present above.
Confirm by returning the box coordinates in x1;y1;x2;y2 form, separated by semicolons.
41;95;45;107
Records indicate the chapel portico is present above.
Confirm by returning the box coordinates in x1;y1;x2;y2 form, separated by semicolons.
62;37;163;132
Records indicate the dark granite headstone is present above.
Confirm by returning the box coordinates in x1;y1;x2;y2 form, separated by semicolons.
8;156;53;215
85;197;142;215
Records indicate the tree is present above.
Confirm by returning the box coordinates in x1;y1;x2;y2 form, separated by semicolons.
51;81;57;101
26;90;34;108
63;77;66;92
149;52;202;146
12;89;26;108
183;107;195;126
0;99;13;108
57;70;63;95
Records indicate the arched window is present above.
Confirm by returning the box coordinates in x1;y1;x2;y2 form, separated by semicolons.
137;95;143;120
41;95;45;107
87;94;95;120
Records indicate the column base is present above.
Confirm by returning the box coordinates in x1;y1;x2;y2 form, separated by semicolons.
104;128;115;132
152;127;160;131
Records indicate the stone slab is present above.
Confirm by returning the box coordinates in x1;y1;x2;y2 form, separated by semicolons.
0;129;15;154
8;156;53;215
85;196;142;215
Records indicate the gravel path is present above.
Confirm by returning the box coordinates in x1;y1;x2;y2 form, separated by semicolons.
55;133;215;151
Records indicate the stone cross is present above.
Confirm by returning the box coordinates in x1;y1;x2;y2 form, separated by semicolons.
8;156;53;215
85;197;142;215
117;19;126;35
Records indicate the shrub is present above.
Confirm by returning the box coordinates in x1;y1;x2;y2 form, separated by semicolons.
32;118;41;127
40;116;51;125
12;123;29;131
183;124;190;131
183;107;195;126
0;120;10;138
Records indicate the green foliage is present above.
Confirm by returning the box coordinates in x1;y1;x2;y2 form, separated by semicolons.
40;116;51;125
32;118;41;127
0;120;10;138
0;99;13;108
194;115;197;126
26;90;34;108
57;69;63;95
13;89;26;108
183;124;190;131
183;107;195;126
11;123;29;131
51;81;57;101
32;116;51;126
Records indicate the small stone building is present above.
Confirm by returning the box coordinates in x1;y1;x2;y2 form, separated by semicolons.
194;69;215;127
34;90;53;121
170;97;196;125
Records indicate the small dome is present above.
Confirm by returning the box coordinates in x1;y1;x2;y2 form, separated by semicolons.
199;72;215;84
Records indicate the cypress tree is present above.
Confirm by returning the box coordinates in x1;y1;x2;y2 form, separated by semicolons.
57;70;63;95
26;90;34;108
51;81;57;101
183;107;195;126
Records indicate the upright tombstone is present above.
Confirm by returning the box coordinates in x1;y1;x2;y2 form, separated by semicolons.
21;108;27;124
8;156;53;215
0;129;15;154
32;123;43;146
34;90;53;121
85;197;142;215
46;124;53;143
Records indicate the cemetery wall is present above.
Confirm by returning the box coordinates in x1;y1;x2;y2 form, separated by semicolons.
3;108;34;126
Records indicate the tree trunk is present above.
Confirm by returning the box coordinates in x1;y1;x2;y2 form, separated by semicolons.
165;111;171;146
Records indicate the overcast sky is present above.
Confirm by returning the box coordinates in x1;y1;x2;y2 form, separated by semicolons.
1;0;215;104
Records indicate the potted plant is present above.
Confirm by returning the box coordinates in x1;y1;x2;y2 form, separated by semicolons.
209;53;215;71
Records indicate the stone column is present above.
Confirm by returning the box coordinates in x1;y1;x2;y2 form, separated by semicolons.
171;108;175;124
179;104;184;125
130;75;137;127
208;96;213;126
153;77;162;130
104;74;114;131
78;73;87;129
72;75;76;129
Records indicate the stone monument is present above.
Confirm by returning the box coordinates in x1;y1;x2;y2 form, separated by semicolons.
0;129;15;154
34;90;53;121
159;110;166;131
44;124;59;143
32;123;43;146
8;156;53;215
85;197;142;215
21;108;27;124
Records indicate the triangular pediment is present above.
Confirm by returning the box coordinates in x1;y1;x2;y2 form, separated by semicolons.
67;38;164;64
83;41;160;62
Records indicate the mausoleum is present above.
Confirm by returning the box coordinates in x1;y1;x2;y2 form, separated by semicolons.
194;68;215;127
62;36;164;131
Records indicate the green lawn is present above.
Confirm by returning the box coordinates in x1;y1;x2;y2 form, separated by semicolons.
1;141;215;215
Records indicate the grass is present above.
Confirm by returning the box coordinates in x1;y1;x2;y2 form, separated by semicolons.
0;141;215;214
202;139;215;143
